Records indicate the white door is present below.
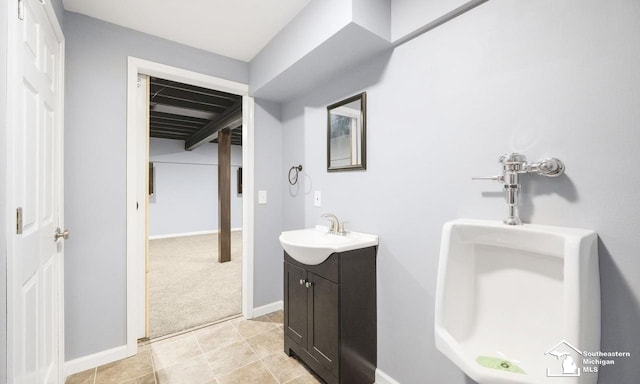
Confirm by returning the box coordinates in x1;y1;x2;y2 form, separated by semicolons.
7;0;65;383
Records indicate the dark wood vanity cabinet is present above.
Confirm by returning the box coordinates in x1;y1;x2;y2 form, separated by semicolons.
283;247;377;384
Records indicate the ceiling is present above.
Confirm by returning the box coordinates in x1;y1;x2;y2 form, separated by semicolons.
61;0;310;62
149;77;243;147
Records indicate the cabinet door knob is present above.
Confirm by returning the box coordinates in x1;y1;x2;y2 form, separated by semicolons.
299;279;305;285
305;281;313;288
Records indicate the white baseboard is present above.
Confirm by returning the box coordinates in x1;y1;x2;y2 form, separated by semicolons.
251;300;283;318
65;344;130;377
149;227;242;240
376;368;401;384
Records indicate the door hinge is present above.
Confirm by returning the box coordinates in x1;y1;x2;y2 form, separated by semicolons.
16;207;23;234
17;0;24;20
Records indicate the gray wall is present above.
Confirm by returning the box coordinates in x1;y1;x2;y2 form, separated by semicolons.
148;138;243;237
51;0;64;29
253;99;284;307
281;0;640;383
391;0;468;40
249;0;352;94
64;11;248;361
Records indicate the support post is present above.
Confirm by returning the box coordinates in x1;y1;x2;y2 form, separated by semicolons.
218;128;231;263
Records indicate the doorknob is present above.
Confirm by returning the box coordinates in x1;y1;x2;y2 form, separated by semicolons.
54;227;69;241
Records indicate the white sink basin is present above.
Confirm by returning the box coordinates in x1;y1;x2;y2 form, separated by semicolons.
279;226;378;265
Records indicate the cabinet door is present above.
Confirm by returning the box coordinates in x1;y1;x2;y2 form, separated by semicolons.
308;273;340;377
284;262;308;347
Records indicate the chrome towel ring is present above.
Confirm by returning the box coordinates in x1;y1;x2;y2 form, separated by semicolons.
288;165;303;185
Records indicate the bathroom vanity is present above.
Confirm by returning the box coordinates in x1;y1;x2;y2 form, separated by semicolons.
283;247;377;384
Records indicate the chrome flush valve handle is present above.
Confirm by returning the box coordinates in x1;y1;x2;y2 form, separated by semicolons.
472;152;566;226
472;154;526;226
471;175;505;182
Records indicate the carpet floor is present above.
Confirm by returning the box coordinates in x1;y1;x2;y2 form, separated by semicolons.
148;232;242;339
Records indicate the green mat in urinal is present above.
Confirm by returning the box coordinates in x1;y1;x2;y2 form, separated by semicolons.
476;356;526;374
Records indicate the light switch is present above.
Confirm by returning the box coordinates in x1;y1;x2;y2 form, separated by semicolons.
314;191;321;207
258;190;268;205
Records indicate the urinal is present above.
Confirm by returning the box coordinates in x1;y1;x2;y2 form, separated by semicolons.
435;219;600;384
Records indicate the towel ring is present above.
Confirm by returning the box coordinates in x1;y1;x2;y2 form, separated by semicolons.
288;165;303;185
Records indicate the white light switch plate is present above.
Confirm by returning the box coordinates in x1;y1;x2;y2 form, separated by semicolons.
314;191;321;207
258;190;267;205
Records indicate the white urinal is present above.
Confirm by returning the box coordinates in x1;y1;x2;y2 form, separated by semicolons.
435;219;600;384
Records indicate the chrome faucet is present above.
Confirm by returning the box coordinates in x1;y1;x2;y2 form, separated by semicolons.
321;213;347;235
473;153;565;225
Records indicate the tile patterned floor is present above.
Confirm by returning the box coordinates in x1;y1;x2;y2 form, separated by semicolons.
66;311;321;384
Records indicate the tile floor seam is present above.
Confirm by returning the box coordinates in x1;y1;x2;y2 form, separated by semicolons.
214;358;263;381
259;358;282;384
152;334;201;372
238;314;286;382
156;353;206;374
84;312;289;384
238;323;279;342
205;338;261;379
259;354;288;384
194;330;217;382
97;369;152;384
250;324;278;338
240;337;260;359
148;345;157;384
153;360;158;383
237;333;281;383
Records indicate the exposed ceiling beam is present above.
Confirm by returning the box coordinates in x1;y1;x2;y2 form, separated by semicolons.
150;77;239;102
149;119;204;131
184;100;242;151
150;111;210;125
151;133;190;140
203;122;243;143
151;86;235;109
151;94;227;114
151;104;216;120
151;118;203;129
151;126;197;134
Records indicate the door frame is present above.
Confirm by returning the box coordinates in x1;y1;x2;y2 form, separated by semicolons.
5;0;66;382
125;57;255;354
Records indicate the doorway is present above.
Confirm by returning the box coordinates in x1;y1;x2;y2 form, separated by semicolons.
126;58;255;353
145;76;244;339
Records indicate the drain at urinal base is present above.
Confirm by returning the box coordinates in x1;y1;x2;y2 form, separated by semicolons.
476;356;526;374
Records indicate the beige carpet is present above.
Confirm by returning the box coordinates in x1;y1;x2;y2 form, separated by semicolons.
148;232;242;339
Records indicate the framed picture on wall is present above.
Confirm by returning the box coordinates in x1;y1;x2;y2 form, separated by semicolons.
237;167;243;194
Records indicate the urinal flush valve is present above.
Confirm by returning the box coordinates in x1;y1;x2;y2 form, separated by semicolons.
473;153;565;225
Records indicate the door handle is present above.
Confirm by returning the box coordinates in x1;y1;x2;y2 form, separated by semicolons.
54;227;69;241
